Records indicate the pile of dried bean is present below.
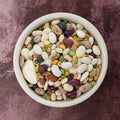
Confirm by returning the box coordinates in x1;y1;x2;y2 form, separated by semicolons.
20;19;102;101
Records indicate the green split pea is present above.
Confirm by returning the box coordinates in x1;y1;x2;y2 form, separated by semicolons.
69;50;75;56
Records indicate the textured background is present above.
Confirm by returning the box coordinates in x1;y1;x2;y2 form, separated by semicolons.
0;0;120;120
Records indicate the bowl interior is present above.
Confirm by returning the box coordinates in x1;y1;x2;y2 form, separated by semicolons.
13;12;108;107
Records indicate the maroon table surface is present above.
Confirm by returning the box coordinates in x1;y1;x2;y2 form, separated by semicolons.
0;0;120;120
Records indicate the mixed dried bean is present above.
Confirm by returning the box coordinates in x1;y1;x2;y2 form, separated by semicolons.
20;19;102;101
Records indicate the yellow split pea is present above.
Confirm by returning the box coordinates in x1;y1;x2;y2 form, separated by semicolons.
73;55;77;60
52;60;59;65
60;44;66;49
44;40;50;46
34;65;39;72
65;71;70;76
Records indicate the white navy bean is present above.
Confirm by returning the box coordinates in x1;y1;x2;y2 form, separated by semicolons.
89;36;94;45
93;45;101;55
63;83;73;92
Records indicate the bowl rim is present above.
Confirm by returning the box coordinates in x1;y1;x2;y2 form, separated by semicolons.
13;12;108;107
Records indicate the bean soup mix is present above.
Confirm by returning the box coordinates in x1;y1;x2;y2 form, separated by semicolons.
20;19;102;101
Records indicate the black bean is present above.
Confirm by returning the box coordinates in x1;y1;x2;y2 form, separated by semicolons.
68;73;74;80
90;52;97;58
63;31;68;37
30;39;35;46
59;53;63;56
57;22;66;31
37;55;44;63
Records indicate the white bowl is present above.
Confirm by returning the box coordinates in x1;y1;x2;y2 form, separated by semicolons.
13;12;108;107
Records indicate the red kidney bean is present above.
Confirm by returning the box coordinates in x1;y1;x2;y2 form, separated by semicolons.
63;38;73;47
45;72;58;81
65;27;75;36
32;84;38;90
68;79;80;86
66;91;77;99
47;86;57;92
40;78;46;86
